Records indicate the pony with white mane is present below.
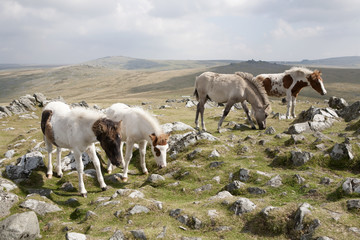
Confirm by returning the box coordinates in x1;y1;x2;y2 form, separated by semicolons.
194;71;271;131
41;101;122;197
106;103;170;182
254;67;327;119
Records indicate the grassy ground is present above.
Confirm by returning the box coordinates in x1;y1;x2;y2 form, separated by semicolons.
1;94;360;239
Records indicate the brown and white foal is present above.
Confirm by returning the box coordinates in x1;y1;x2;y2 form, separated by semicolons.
41;101;122;197
254;67;327;118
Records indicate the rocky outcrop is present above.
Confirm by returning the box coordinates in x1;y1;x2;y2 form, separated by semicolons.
0;211;40;240
0;93;47;118
287;106;338;134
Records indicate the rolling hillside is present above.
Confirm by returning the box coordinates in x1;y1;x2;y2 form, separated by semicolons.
0;58;359;105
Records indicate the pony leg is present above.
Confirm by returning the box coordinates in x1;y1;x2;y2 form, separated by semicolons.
74;149;87;197
197;98;207;131
291;96;297;118
45;137;53;178
218;101;235;131
195;101;202;130
286;94;292;119
139;140;148;174
241;102;256;129
122;140;134;182
106;159;113;174
87;144;107;191
55;147;63;178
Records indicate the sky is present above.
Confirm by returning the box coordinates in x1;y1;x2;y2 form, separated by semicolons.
1;0;360;65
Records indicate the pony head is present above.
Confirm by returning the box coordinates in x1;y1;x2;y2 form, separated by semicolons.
254;103;271;130
149;133;170;168
92;119;122;167
307;70;327;95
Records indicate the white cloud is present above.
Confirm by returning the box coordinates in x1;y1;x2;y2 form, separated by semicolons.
0;0;359;64
271;19;324;39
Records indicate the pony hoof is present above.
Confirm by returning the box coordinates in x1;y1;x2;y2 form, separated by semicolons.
81;193;88;198
144;171;149;175
121;177;128;182
101;187;107;191
107;170;112;174
251;126;256;130
46;174;52;179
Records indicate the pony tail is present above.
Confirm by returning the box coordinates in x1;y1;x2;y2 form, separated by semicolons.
193;89;199;101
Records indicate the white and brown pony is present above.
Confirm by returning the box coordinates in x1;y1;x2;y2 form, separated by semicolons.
194;71;271;131
254;67;327;119
106;103;170;182
41;101;122;197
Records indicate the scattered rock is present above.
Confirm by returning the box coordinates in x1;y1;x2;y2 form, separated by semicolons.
347;199;360;210
209;161;224;168
208;191;233;201
260;206;278;217
287;106;338;134
342;178;360;194
337;100;360;122
239;168;250;182
0;191;19;218
161;122;195;133
266;175;282;187
264;126;276;135
320;177;333;185
194;184;212;193
230;198;256;215
224;180;246;193
169;131;217;155
294;174;306;184
147;174;165;183
187;148;202;160
0;211;40;240
0;178;18;192
330;142;354;160
328;96;348;110
109;230;126;240
129;205;150;215
66;232;87;240
247;187;266;195
4;150;15;159
20;199;62;215
131;229;147;240
209;149;220;158
61;182;75;192
291;151;313;166
294;202;312;231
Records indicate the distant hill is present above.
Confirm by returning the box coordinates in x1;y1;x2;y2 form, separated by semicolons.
0;58;359;105
82;56;242;71
276;56;360;68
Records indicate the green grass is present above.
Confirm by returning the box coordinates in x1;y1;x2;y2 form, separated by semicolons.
1;64;360;239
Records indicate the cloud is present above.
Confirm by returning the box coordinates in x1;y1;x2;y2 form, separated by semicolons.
271;19;324;39
0;0;359;64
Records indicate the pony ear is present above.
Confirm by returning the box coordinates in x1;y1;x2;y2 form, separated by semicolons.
264;103;271;113
149;133;157;145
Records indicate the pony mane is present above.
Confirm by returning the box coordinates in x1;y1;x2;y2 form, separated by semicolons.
285;67;313;77
132;107;163;135
236;72;271;110
72;106;105;120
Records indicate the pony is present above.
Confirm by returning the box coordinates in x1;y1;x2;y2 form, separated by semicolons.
194;71;271;131
106;103;170;182
254;67;327;119
41;101;122;197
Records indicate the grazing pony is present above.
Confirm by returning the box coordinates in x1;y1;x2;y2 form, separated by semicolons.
106;103;170;182
41;101;122;197
254;67;327;119
194;71;271;131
